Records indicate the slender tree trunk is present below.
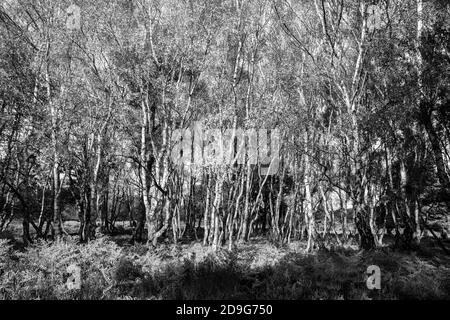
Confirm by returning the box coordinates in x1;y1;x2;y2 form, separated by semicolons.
304;129;315;252
47;66;62;239
319;184;329;239
203;173;211;245
140;91;158;244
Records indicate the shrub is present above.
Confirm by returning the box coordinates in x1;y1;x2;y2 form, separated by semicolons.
0;239;11;265
1;238;450;300
0;238;123;299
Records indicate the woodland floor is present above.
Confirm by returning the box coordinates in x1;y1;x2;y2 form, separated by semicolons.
1;220;450;300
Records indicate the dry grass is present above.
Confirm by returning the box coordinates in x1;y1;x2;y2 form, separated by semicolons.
1;234;450;300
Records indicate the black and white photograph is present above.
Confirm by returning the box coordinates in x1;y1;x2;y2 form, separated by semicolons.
0;0;449;306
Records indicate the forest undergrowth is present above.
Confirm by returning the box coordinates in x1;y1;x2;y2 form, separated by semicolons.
1;234;449;300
